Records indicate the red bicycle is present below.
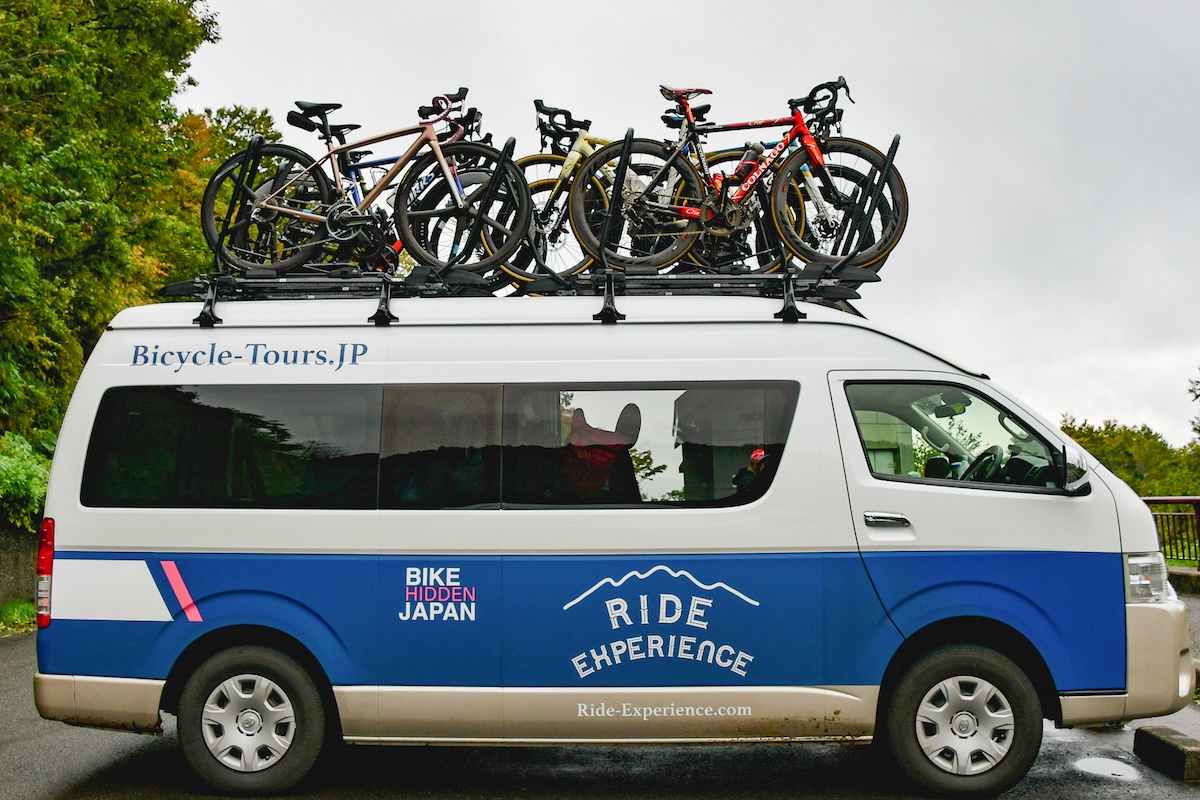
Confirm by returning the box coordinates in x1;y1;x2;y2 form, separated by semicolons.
567;78;907;273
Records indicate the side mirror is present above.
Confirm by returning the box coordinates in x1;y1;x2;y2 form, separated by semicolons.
1058;445;1091;496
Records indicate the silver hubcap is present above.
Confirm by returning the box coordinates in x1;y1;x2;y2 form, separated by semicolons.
201;673;296;772
916;675;1014;775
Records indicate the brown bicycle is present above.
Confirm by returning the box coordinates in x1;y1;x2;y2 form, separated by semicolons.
201;92;530;275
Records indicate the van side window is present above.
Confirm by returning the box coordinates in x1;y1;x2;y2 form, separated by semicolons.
380;385;502;509
81;385;382;509
501;382;798;506
845;382;1059;489
81;381;798;510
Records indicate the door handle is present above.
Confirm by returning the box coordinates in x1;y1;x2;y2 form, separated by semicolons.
864;512;911;528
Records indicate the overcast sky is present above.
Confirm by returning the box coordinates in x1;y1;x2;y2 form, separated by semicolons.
177;0;1200;446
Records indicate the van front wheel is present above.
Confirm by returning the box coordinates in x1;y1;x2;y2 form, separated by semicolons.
885;644;1042;798
179;646;326;795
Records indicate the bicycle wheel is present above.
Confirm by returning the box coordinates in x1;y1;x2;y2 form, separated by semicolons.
567;139;704;271
769;137;907;270
684;148;787;273
501;153;596;282
394;141;531;273
200;143;334;273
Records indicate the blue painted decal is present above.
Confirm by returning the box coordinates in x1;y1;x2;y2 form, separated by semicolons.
40;549;1125;695
862;550;1127;691
378;557;502;685
500;553;899;687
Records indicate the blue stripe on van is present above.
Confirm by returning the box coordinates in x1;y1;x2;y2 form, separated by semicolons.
38;550;1127;693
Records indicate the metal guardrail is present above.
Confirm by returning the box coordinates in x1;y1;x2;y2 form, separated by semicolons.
1142;497;1200;565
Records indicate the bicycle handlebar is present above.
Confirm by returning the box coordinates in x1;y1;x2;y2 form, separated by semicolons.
534;99;592;136
788;76;854;115
417;92;460;122
534;99;591;156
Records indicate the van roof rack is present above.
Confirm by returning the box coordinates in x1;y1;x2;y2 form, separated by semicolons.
158;260;879;328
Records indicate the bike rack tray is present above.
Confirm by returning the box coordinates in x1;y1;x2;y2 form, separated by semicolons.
159;265;497;328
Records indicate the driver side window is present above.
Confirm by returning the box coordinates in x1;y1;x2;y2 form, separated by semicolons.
845;382;1059;490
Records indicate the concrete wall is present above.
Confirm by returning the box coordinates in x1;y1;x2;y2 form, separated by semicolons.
0;521;35;606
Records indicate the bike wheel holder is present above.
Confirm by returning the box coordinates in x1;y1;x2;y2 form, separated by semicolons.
834;134;901;271
209;134;265;278
592;128;635;323
441;137;518;273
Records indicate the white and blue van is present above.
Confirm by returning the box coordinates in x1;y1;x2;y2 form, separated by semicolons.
33;293;1193;797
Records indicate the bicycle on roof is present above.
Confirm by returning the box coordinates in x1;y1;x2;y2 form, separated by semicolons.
565;78;907;274
200;91;530;277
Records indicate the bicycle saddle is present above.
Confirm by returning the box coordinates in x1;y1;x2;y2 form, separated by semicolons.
294;101;342;115
659;85;711;101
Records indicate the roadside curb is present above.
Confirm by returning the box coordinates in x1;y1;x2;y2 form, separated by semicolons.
1134;727;1200;782
1169;567;1200;595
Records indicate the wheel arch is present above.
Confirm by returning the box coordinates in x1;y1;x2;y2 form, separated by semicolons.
875;615;1061;733
159;624;342;740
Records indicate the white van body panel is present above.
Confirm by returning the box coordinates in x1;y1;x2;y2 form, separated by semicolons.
36;296;1191;757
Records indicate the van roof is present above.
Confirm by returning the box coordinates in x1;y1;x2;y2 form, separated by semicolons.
106;296;985;377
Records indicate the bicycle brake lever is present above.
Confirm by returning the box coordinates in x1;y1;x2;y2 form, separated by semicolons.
838;76;855;104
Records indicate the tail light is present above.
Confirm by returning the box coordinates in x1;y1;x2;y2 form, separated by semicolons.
36;518;54;628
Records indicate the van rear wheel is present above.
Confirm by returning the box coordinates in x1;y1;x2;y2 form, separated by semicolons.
885;644;1042;798
179;646;325;795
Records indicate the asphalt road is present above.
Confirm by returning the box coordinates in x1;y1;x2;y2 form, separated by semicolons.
3;630;1200;800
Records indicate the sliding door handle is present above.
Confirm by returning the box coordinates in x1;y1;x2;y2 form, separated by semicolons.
864;512;911;528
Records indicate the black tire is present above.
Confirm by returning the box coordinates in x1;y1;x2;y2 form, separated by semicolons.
685;148;786;273
394;141;531;273
502;153;595;282
885;644;1042;798
770;137;907;270
200;144;334;273
179;646;326;795
567;139;704;271
398;172;518;293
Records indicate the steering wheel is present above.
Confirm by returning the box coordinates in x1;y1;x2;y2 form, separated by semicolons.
960;445;1005;482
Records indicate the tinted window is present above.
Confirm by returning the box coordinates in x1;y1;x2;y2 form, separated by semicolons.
845;382;1059;489
82;385;382;508
502;382;799;506
82;381;799;510
380;385;502;509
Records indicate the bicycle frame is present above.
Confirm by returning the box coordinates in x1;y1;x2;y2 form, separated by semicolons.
552;130;612;190
258;120;465;226
655;102;833;223
343;152;405;207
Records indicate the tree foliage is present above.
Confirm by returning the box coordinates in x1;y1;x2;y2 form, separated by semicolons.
1191;368;1200;439
0;432;50;532
0;0;218;436
1060;416;1200;497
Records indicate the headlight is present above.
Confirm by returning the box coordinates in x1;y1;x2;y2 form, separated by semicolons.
1125;552;1173;603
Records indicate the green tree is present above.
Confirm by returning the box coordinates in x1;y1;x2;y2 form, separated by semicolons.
1190;368;1200;439
0;433;50;532
0;0;217;436
630;447;668;500
1060;416;1200;496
